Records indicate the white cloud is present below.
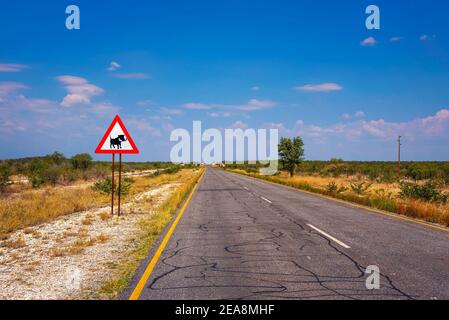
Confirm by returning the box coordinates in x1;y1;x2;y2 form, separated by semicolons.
251;86;260;91
180;98;278;113
60;94;89;107
420;34;436;41
341;111;365;120
107;61;121;71
159;107;183;116
208;111;231;118
264;122;291;135
161;121;175;133
114;73;150;79
0;82;28;98
0;86;56;115
126;119;161;137
0;64;29;72
183;102;212;110
295;109;449;141
57;75;104;107
90;102;119;117
361;36;377;46
15;95;55;113
230;121;248;129
137;100;154;107
56;75;89;85
390;36;403;43
294;83;343;92
237;99;277;111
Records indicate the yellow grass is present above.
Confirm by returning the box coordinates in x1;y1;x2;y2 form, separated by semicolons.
230;169;449;227
2;237;27;249
0;188;109;236
278;172;401;195
0;169;198;237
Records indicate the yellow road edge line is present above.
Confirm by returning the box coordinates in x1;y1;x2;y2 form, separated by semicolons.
228;170;449;234
129;169;206;300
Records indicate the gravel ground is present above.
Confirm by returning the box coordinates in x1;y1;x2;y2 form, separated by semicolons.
0;182;179;300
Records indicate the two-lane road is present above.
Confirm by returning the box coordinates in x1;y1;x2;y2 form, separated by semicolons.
123;168;449;300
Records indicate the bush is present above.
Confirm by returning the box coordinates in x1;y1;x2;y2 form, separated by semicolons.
31;175;44;188
92;177;133;196
0;163;10;193
47;151;65;165
350;182;371;195
165;165;182;175
399;181;448;203
71;153;93;170
326;181;348;194
321;163;348;177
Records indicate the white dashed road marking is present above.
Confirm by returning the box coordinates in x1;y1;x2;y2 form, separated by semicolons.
307;224;351;249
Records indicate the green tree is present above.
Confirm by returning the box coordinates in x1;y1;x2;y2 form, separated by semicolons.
47;151;66;165
0;163;11;193
71;153;93;170
278;137;305;177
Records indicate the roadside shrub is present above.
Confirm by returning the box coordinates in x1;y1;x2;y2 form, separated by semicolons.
40;166;61;185
350;182;372;195
326;181;347;194
0;163;10;193
321;163;348;177
165;165;182;175
71;153;93;170
30;175;44;188
92;177;134;196
48;151;65;165
399;181;448;203
374;189;394;201
148;165;182;178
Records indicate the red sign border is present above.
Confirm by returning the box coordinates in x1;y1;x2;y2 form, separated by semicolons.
95;115;139;154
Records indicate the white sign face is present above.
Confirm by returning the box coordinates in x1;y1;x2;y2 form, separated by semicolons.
99;122;133;151
95;115;139;154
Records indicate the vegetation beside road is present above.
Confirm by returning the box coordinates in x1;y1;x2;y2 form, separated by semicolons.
225;135;449;227
0;151;179;190
225;159;449;185
225;167;449;227
0;163;198;237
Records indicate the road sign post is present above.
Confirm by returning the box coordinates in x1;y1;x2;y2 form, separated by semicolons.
118;154;122;216
95;115;139;216
111;154;115;215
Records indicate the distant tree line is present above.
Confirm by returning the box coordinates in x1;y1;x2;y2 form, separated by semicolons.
0;152;175;189
224;136;449;185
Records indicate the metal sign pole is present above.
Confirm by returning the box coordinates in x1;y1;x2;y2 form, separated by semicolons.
118;154;122;216
111;153;115;215
95;116;139;217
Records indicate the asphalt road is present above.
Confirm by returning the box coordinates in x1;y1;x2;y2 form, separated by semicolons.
123;168;449;300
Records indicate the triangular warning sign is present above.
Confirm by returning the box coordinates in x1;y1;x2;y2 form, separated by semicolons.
95;115;139;154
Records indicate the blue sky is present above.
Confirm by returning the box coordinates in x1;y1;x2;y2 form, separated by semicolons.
1;0;448;161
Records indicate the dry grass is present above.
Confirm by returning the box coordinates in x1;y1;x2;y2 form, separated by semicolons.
50;236;99;257
81;215;94;226
231;169;449;227
2;237;27;249
99;211;111;221
279;172;401;195
0;169;196;237
0;187;109;236
24;261;40;272
96;233;109;243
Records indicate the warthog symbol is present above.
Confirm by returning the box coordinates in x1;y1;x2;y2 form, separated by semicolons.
110;134;127;149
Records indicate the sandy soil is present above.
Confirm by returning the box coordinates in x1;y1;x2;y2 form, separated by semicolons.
0;182;179;300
